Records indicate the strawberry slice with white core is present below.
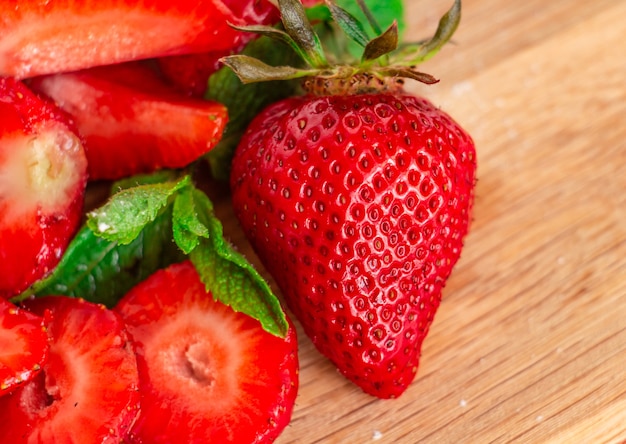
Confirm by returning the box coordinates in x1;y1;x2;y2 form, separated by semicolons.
0;122;84;220
0;298;49;395
30;62;228;180
115;261;299;443
0;296;140;443
0;0;250;79
0;78;87;298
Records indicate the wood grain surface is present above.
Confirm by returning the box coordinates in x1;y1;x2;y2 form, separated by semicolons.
214;1;626;442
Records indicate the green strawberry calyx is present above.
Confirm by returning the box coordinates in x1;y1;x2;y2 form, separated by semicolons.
221;0;461;94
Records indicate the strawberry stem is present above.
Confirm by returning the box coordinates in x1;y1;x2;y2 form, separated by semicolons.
221;0;462;87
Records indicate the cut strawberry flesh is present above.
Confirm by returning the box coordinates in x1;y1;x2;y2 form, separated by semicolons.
0;123;85;220
0;78;87;297
157;0;279;96
0;0;249;79
0;298;49;395
157;52;226;97
115;261;298;443
0;296;140;443
30;63;228;180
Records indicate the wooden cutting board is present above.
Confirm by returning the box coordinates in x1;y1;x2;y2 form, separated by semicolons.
213;1;626;442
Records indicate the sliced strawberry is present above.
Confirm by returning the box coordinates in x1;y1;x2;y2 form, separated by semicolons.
0;298;49;395
0;0;253;79
29;62;228;180
0;296;140;443
157;0;279;96
157;52;225;97
115;261;299;443
0;77;88;298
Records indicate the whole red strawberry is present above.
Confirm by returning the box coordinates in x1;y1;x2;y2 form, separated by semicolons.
227;0;475;398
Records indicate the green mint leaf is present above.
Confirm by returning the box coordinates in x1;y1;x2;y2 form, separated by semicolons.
172;185;210;254
87;176;190;244
110;169;180;191
206;35;302;181
17;170;288;338
188;188;288;338
18;208;183;307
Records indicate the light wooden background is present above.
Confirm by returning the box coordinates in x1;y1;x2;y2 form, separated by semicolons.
212;0;626;442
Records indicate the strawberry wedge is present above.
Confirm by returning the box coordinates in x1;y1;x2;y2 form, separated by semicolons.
0;296;140;443
0;298;49;395
30;62;228;180
0;0;251;79
0;77;87;298
115;261;299;443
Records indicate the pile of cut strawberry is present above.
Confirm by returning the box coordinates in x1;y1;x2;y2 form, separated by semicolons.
0;0;476;442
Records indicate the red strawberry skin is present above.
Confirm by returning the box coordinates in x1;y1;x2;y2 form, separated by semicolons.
0;78;87;298
0;296;140;443
0;298;49;395
30;62;228;180
115;261;298;444
0;0;252;79
230;93;476;398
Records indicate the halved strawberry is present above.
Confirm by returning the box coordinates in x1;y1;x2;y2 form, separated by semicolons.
115;261;299;443
0;298;49;395
0;296;140;443
0;0;252;79
29;62;228;180
0;77;88;298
